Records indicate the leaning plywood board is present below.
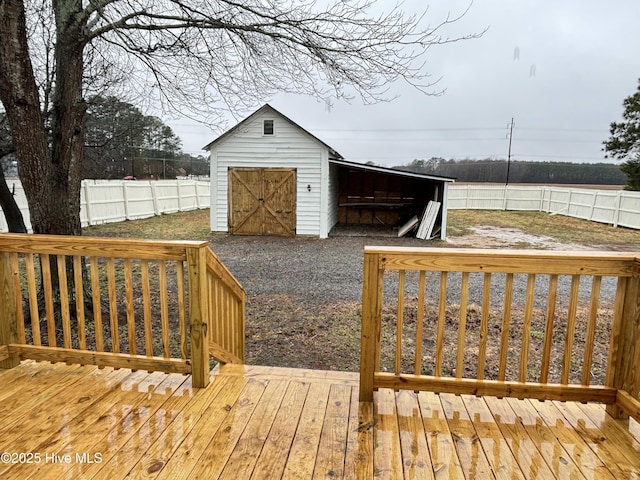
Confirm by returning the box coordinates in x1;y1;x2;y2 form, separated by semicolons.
397;216;419;237
416;201;441;239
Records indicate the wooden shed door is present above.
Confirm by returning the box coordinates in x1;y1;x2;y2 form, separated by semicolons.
228;168;296;236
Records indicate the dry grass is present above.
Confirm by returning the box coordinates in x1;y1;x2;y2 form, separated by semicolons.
84;209;212;240
447;209;640;246
84;208;640;248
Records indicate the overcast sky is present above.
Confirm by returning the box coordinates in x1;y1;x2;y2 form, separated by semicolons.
168;0;640;168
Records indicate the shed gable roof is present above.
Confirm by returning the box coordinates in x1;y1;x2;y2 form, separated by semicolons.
202;104;344;160
330;158;455;183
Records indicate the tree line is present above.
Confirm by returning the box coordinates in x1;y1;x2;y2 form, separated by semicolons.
2;95;208;181
396;158;626;185
83;96;208;180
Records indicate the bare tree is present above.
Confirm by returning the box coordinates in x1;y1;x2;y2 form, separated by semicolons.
0;114;27;232
0;0;478;236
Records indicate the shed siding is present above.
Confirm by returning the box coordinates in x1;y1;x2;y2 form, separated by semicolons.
210;110;326;236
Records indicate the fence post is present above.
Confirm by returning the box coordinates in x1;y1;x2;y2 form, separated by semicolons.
614;191;622;228
150;182;159;215
122;181;130;220
193;180;201;210
0;252;19;368
83;182;93;226
588;191;597;221
502;185;508;211
187;245;210;388
359;250;383;402
606;262;640;419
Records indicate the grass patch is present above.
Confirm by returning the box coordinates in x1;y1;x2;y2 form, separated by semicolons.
447;209;640;246
83;207;639;248
83;209;211;240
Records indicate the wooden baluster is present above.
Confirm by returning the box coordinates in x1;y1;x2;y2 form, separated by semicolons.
561;275;580;385
238;289;246;361
159;261;169;358
224;284;231;352
498;273;514;381
106;257;119;353
57;255;72;349
582;276;602;386
520;274;536;383
540;275;558;383
72;256;86;350
141;260;153;356
225;286;232;352
90;257;104;352
177;261;187;360
478;273;491;381
415;271;426;376
395;271;405;376
208;273;216;351
456;272;470;379
124;259;136;356
24;254;40;346
434;272;447;377
41;254;56;347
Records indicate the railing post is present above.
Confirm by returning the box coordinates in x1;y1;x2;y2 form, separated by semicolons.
0;252;19;368
607;261;640;419
359;250;383;402
187;245;210;388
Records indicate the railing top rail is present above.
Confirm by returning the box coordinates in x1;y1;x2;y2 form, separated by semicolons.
364;246;639;276
205;249;246;300
0;233;209;260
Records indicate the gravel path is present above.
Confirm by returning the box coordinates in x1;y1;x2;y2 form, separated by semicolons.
209;233;620;308
209;234;432;303
205;231;629;371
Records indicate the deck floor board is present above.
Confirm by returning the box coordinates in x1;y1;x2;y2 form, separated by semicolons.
0;362;639;479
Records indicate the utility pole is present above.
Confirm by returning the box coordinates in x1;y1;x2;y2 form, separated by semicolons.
506;117;515;185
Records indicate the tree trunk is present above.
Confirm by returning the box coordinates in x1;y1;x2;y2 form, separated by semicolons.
0;0;86;237
0;169;26;233
1;0;90;327
47;0;86;236
0;0;52;234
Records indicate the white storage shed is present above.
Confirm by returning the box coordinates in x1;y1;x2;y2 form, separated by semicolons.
204;104;454;238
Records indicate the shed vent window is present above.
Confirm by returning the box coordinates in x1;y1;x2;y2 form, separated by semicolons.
263;119;274;135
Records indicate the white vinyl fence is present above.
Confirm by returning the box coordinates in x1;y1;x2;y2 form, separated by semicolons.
2;180;639;232
0;179;210;233
448;184;640;230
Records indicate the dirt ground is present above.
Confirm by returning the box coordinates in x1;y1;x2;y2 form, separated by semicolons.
82;209;639;383
448;225;638;251
211;224;636;384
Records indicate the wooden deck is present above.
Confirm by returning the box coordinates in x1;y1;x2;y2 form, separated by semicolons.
0;361;639;479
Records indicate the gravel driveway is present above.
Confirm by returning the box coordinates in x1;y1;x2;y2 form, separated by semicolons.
206;230;624;372
210;232;620;308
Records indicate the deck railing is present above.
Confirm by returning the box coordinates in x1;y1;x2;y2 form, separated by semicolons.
359;247;640;421
0;234;245;387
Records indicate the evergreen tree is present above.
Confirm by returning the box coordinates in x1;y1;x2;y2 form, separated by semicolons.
604;79;640;190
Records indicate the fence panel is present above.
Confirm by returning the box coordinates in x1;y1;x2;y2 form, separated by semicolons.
2;180;638;231
617;193;640;229
451;184;640;230
2;179;211;232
